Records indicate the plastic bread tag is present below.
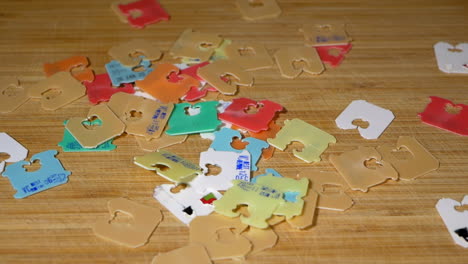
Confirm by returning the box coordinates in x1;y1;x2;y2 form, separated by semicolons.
93;198;163;248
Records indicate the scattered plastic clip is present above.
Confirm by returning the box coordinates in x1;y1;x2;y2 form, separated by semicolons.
377;136;439;181
134;149;201;183
66;104;126;148
268;118;336;163
154;183;222;225
297;169;353;211
316;43;352;67
58;120;117;152
236;0;281;21
285;177;318;229
84;73;135;105
330;146;398;192
214;174;308;228
94;198;163;248
300;24;352;47
433;42;468;74
43;55;94;83
418;96;468;136
210;128;268;171
135;134;188;151
189;214;250;260
242;226;278;256
240;120;281;160
108;39;163;67
112;0;170;29
0;133;28;174
0;78;30;113
218;98;283;133
225;42;274;71
170;29;223;62
105;58;153;87
192;149;251;192
197;60;254;95
251;168;297;202
335;100;395;139
2;150;70;199
274;47;324;79
165;101;222;135
107;92;173;140
436;196;468;248
250;168;316;229
151;244;213;264
136;63;199;103
28;72;87;110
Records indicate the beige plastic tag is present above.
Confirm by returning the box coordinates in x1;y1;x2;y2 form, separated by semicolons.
297;169;354;211
28;72;86;110
135;134;188;151
274;47;324;79
66;104;126;148
236;0;281;21
377;136;439;181
93;198;163;248
134;149;201;183
267;119;336;163
225;42;273;71
242;227;278;255
300;24;352;47
108;39;163;67
151;243;213;264
330;146;399;192
197;60;254;95
0;78;30;113
170;29;223;62
107;92;173;140
189;214;251;260
286;178;319;229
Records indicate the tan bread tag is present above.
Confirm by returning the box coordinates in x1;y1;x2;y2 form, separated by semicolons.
300;24;352;47
135;134;188;151
189;214;251;260
242;227;278;255
28;72;86;110
197;60;254;95
225;42;274;71
0;78;30;113
93;198;163;248
286;178;319;229
274;47;324;79
170;29;223;62
297;169;354;211
151;243;213;264
66;104;126;148
134;149;201;183
236;0;281;21
330;146;399;192
108;39;163;67
107;92;174;140
377;136;440;181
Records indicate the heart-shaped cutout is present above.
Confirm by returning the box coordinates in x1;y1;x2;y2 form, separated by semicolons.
23;159;41;172
81;116;102;130
445;103;462;115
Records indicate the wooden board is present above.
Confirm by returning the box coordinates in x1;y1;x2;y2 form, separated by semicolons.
1;0;468;263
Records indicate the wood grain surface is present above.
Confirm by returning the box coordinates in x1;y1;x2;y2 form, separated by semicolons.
1;0;468;263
